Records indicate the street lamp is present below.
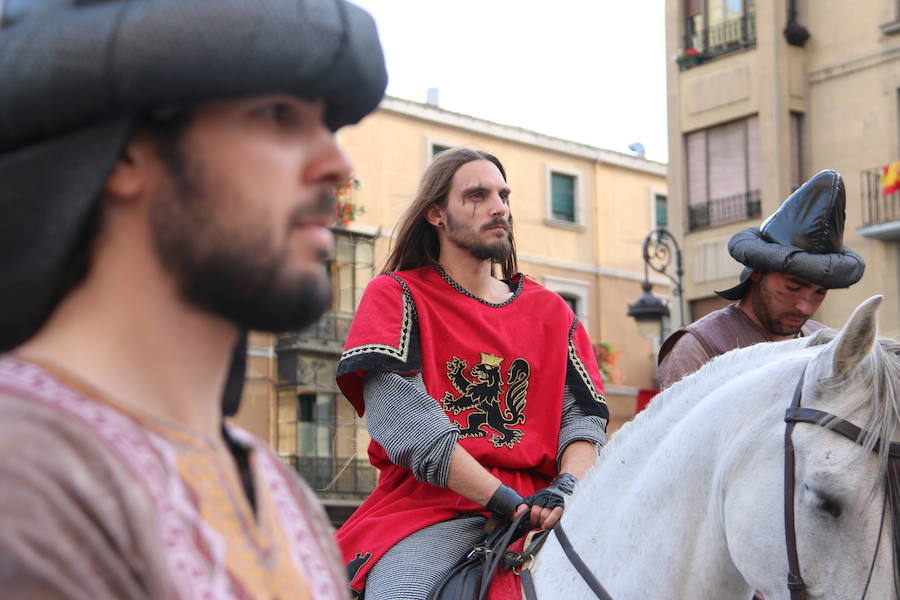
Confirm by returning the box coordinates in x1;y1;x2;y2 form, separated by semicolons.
627;228;685;340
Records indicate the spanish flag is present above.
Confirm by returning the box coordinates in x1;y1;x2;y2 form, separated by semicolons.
882;162;900;195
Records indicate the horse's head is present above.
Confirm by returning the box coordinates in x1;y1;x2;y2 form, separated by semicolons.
729;295;900;599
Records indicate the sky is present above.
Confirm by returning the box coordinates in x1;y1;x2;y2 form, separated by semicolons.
351;0;670;163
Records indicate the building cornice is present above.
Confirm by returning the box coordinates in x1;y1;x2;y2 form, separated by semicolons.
518;253;671;287
808;43;900;84
380;96;667;177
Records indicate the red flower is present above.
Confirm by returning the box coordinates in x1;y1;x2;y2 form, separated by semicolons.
685;48;699;56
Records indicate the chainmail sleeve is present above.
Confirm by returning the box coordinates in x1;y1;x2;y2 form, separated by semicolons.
363;371;459;488
557;384;608;468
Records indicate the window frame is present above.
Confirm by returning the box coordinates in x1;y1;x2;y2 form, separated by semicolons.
331;229;376;315
649;188;668;231
544;164;584;230
684;114;763;231
543;275;591;330
426;136;456;164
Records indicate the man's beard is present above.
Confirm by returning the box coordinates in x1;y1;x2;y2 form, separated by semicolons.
445;214;512;262
149;159;333;332
751;276;806;336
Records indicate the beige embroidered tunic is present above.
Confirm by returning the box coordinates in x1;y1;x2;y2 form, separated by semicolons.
0;356;347;600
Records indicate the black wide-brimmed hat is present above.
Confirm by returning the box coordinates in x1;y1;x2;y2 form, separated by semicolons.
0;0;387;351
716;170;866;301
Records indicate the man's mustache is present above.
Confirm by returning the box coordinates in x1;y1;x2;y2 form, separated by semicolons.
481;218;510;232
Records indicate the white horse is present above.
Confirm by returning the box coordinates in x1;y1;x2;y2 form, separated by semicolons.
533;295;900;599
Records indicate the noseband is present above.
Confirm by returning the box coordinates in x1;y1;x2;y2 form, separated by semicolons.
783;370;900;600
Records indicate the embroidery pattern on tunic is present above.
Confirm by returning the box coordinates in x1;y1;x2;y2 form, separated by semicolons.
434;265;524;307
567;319;607;406
0;358;224;599
340;273;416;362
229;428;344;600
0;357;336;599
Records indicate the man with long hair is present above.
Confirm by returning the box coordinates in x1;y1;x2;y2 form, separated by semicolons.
335;148;609;599
0;1;386;597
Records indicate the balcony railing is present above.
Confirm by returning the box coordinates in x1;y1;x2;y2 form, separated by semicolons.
860;165;900;229
286;454;377;499
688;189;761;231
682;12;756;69
277;310;354;354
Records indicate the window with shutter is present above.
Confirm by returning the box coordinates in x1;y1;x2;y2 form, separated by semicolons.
655;194;668;228
551;171;576;223
685;115;762;230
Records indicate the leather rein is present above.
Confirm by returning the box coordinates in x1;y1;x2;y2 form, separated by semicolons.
783;370;900;600
514;521;613;600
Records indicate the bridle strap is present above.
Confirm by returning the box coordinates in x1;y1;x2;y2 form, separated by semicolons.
859;491;888;600
783;374;900;600
786;407;900;457
784;371;808;600
554;523;615;600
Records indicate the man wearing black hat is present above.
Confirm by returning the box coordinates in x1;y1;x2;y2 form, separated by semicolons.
0;1;386;597
658;170;866;389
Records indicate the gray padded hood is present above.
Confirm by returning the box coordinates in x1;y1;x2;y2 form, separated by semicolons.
0;0;387;350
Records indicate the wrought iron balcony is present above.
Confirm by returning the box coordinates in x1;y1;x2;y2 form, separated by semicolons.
277;310;354;355
688;189;761;231
681;12;756;70
286;454;377;499
859;165;900;240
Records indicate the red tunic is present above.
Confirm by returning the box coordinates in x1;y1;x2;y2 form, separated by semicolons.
335;267;606;593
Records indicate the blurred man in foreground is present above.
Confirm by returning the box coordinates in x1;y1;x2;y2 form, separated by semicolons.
0;1;385;597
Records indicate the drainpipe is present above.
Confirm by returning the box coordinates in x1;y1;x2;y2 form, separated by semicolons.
783;0;810;47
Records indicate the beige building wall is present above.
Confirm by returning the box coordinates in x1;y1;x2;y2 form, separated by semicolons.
666;0;900;338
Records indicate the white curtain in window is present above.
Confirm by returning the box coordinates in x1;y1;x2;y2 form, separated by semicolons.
686;130;708;207
708;119;746;202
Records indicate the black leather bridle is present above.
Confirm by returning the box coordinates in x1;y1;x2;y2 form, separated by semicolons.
783;370;900;600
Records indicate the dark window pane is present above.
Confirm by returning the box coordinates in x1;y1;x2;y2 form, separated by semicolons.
298;393;315;423
655;194;668;228
431;144;451;159
558;293;578;314
551;172;576;222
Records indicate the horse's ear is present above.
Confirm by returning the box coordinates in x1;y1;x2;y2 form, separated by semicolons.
822;295;882;379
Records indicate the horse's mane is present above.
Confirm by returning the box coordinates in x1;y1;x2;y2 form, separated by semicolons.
605;327;900;482
604;334;815;455
823;336;900;484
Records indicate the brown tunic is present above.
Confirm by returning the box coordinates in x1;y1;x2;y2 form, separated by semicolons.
656;305;825;389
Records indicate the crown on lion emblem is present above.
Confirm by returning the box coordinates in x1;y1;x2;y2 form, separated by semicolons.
480;353;503;367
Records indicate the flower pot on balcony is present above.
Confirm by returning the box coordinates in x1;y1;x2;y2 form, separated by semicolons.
334;178;364;227
676;48;704;70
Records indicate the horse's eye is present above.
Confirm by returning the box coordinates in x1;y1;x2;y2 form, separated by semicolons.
806;485;842;518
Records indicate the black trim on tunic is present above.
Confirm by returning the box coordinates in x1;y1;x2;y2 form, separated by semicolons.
565;319;609;420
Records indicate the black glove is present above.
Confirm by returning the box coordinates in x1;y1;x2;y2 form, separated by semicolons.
485;483;523;521
521;473;578;510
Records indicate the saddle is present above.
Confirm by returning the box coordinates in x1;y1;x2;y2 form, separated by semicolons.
428;513;548;600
